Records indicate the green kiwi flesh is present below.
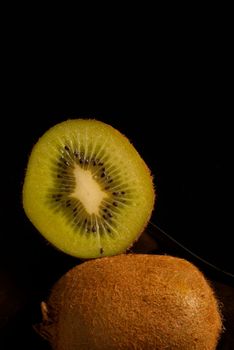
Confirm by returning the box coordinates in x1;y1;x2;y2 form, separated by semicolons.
23;119;155;258
38;254;222;350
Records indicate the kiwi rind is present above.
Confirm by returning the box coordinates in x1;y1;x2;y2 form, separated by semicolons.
23;119;155;259
38;254;222;350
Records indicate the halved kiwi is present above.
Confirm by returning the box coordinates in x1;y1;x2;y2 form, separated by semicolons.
23;119;155;258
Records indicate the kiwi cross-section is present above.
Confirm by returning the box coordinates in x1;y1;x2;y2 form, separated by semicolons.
23;119;155;258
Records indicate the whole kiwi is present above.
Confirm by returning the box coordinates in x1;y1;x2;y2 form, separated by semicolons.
38;254;222;350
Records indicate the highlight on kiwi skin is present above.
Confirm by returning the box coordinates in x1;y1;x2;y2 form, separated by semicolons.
37;254;222;350
23;119;155;258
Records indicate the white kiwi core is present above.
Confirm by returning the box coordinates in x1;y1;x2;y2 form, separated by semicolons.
72;164;108;215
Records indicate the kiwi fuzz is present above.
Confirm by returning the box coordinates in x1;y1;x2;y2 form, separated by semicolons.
23;119;155;259
38;254;222;350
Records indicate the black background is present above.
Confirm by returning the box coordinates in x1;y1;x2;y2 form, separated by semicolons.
1;28;233;348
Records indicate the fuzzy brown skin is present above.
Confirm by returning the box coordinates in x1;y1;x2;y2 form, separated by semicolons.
40;254;222;350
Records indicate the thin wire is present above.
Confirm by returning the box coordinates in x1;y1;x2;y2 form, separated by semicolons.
149;221;234;281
